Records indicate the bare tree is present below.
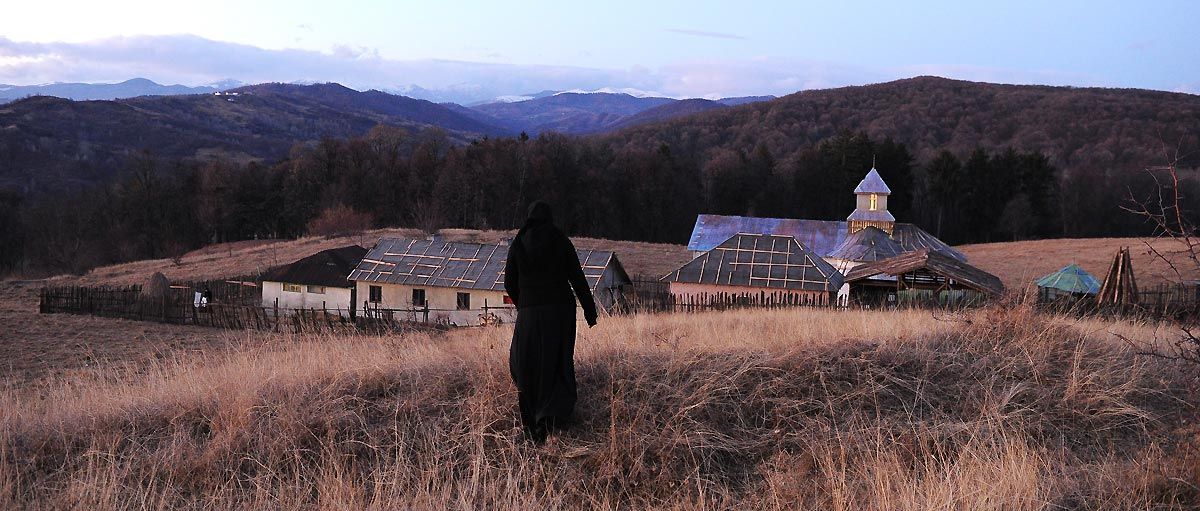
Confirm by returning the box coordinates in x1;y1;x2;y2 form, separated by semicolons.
1121;137;1199;364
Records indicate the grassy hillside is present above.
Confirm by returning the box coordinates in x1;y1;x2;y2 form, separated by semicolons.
1;305;1195;508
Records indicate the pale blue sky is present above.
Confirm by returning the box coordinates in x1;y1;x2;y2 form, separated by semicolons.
1;0;1196;101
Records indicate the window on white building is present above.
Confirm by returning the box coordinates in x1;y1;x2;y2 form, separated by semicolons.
283;283;302;293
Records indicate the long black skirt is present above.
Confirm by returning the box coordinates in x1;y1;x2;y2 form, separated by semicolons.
509;303;577;439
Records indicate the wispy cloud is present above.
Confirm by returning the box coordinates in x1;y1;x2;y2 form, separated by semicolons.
0;35;801;101
665;28;747;40
0;35;1140;103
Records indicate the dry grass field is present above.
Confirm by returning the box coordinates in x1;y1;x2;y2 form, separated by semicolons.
4;233;1199;508
1;302;1198;509
959;237;1200;290
0;281;264;389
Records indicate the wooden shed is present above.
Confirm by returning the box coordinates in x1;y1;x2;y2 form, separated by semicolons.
1036;263;1101;302
843;248;1004;307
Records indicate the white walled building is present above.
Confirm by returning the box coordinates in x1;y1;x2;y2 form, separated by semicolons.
260;245;367;316
349;237;632;326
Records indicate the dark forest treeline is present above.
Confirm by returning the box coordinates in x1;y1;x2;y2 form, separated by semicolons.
2;124;1194;276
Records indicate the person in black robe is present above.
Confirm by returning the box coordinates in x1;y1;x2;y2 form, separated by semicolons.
504;201;598;443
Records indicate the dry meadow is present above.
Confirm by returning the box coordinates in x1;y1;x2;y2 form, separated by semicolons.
2;303;1198;510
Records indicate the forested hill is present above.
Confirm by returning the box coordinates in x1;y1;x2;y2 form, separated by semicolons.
602;76;1200;177
4;76;1200;276
0;83;503;193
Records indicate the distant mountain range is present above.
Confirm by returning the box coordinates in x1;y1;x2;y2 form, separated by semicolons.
6;75;1197;200
0;78;243;103
0;78;775;135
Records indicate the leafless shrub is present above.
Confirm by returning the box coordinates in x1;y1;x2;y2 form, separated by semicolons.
411;198;444;235
306;204;373;238
1121;138;1200;365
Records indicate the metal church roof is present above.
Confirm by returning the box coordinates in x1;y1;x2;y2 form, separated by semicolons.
349;238;626;292
662;233;844;292
687;214;966;261
853;168;892;194
1035;263;1101;295
827;226;904;262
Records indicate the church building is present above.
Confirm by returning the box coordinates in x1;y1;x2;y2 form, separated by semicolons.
685;166;965;269
675;166;1000;306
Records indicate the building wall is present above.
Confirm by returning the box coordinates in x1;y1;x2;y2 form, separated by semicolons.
262;281;354;316
355;282;517;326
669;282;832;306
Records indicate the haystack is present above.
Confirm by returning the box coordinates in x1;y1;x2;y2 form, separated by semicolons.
141;272;171;300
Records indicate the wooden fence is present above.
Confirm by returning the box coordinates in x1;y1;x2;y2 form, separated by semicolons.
1035;282;1199;321
625;278;838;314
1137;282;1200;318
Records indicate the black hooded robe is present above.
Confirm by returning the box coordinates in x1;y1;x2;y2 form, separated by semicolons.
504;203;598;441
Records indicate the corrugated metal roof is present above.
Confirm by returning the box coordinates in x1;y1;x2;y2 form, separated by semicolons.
662;233;844;292
853;168;892;194
687;215;966;261
262;245;367;288
348;238;625;292
827;226;903;262
1036;263;1101;295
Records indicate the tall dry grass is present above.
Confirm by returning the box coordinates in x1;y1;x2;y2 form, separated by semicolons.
1;306;1197;509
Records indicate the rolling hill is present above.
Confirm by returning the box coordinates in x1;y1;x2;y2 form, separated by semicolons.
466;92;776;135
601;76;1200;177
0;83;505;192
469;92;677;134
606;98;728;131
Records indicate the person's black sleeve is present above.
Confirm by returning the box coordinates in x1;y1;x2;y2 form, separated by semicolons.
504;243;520;307
563;236;598;326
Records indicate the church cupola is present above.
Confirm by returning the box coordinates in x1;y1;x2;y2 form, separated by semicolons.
847;166;895;234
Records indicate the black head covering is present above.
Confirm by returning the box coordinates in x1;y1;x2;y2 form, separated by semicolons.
525;201;553;226
517;201;558;264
